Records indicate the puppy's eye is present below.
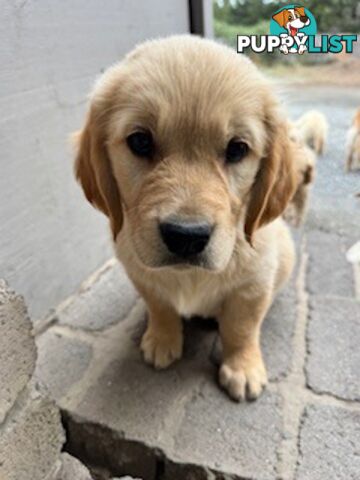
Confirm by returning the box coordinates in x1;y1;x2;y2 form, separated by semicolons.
126;131;154;158
225;139;249;164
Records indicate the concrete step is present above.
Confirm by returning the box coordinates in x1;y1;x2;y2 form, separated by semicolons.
33;232;360;479
35;259;297;479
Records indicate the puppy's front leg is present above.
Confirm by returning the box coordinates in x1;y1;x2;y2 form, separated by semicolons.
140;290;183;369
218;291;271;402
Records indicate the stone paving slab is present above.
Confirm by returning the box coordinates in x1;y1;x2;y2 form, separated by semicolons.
56;262;138;331
35;329;93;400
67;313;217;453
306;296;360;401
38;283;298;480
262;282;298;382
64;379;283;480
172;384;283;480
306;230;355;298
34;240;360;480
33;218;358;480
296;404;360;480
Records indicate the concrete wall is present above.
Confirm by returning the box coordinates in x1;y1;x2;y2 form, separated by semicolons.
0;0;192;320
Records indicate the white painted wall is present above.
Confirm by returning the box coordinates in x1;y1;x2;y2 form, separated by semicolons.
0;0;190;320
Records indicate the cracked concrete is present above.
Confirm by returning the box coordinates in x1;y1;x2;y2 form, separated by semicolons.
0;279;37;423
0;279;137;480
31;85;360;479
0;280;74;480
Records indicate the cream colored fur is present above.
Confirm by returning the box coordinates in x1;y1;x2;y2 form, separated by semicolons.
346;108;360;172
284;120;317;226
295;110;328;155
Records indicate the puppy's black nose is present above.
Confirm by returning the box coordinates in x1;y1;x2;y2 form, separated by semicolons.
300;15;308;22
159;220;212;257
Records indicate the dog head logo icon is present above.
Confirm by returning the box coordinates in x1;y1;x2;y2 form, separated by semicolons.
270;5;317;54
272;6;310;36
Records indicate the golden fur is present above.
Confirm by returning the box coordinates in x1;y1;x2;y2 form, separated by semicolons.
74;36;297;401
346;108;360;172
295;110;328;155
284;120;317;226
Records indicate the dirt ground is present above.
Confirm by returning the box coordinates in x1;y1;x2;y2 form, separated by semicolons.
266;56;360;87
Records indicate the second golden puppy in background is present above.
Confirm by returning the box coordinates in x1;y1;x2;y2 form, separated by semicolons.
346;108;360;172
295;110;328;155
284;122;316;226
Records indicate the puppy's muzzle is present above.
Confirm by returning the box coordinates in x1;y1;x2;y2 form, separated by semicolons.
159;219;212;258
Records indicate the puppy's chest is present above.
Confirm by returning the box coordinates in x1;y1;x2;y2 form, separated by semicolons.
162;276;223;318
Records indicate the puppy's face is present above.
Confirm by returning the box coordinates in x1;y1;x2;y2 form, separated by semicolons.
75;36;295;271
273;7;310;30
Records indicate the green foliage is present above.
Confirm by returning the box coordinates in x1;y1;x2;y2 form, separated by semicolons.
213;0;275;26
214;18;284;66
214;19;268;48
301;0;360;32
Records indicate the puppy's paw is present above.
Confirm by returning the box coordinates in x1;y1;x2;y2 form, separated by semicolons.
298;45;307;55
279;45;289;55
219;356;267;402
141;327;183;369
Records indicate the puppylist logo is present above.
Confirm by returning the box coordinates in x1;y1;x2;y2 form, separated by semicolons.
237;4;357;55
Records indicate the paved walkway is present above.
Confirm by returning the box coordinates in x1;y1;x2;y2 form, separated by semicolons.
35;86;360;480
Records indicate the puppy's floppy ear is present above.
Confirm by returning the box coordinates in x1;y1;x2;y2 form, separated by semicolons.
74;108;123;239
272;10;287;27
244;115;297;242
295;6;306;17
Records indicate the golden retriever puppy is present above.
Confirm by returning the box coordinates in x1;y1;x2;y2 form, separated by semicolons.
284;123;316;226
346;108;360;172
74;36;297;402
295;110;328;155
